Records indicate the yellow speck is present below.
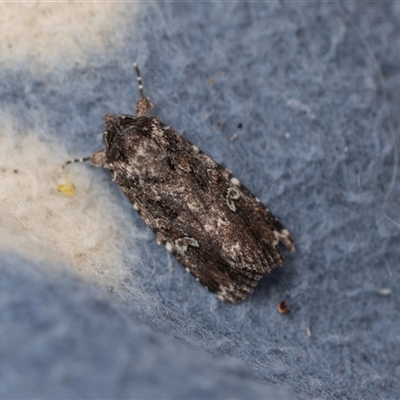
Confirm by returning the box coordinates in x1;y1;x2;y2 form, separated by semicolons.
57;182;76;197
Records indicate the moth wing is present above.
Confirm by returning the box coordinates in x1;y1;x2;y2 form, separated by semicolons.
104;115;294;303
155;146;294;303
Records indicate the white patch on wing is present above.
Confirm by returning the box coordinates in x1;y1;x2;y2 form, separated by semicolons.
230;177;240;186
175;237;199;253
273;228;295;252
216;283;235;301
216;217;227;228
226;186;241;212
165;242;174;252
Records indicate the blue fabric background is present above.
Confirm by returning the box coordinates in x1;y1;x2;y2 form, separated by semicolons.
1;2;399;399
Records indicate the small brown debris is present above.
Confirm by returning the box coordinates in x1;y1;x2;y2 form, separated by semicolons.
277;300;291;314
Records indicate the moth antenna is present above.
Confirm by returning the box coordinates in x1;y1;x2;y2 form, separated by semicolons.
133;62;154;116
62;156;91;170
133;62;145;99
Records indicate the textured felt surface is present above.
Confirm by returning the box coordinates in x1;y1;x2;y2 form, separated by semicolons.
1;2;400;399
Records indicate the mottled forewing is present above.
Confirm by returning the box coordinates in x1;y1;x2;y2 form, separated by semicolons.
102;114;294;303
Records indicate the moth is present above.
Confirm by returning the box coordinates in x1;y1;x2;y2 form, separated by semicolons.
63;64;295;303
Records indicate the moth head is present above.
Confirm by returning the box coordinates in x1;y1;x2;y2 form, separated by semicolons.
102;114;156;144
101;114;166;176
